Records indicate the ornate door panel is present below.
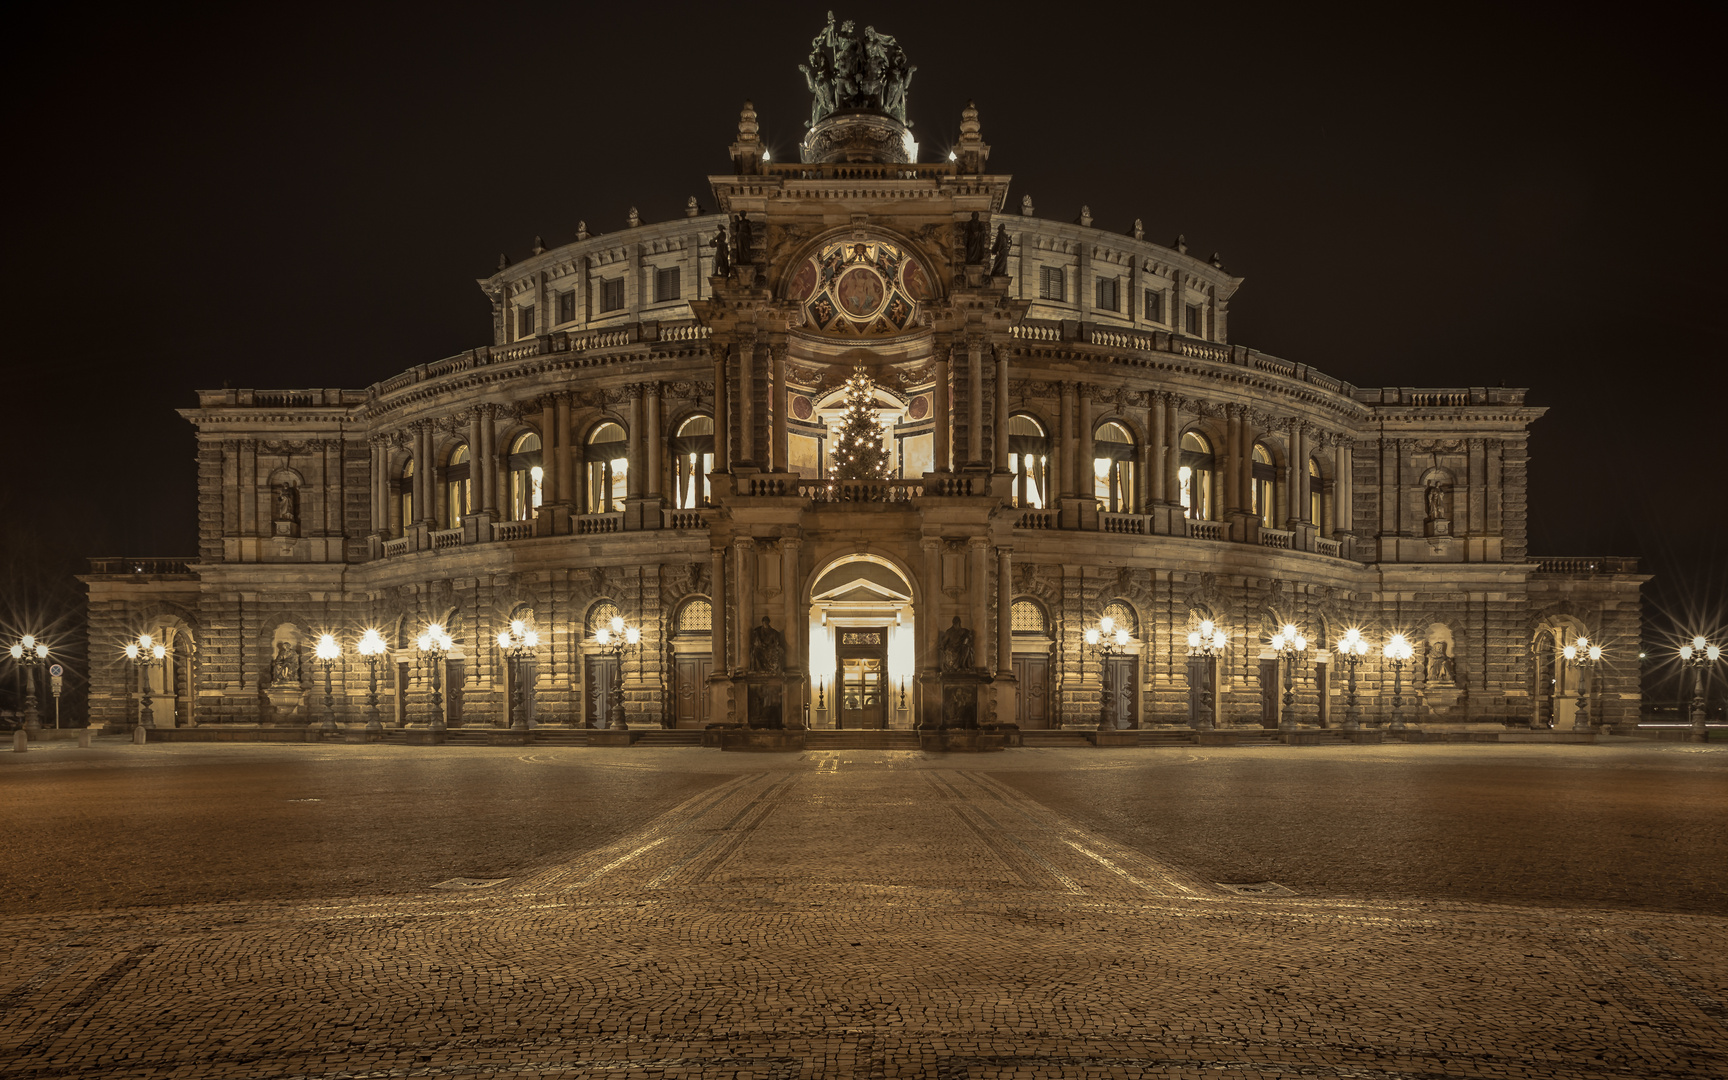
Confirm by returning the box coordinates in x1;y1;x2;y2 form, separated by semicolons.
1259;658;1279;728
586;656;619;728
446;659;466;726
1104;655;1136;729
1013;655;1049;729
675;655;711;728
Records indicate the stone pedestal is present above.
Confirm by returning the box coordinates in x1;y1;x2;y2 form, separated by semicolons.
263;687;307;725
741;674;804;729
926;672;992;730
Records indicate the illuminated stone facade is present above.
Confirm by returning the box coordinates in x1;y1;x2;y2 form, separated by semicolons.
82;41;1645;735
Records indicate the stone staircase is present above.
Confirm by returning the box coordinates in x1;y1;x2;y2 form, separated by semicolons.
805;729;923;750
631;729;706;747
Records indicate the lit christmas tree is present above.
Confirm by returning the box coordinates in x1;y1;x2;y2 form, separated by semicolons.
831;365;894;480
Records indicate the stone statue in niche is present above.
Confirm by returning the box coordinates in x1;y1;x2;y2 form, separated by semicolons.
990;224;1010;276
963;211;987;265
1424;481;1452;536
938;616;976;674
1429;640;1457;685
272;483;299;537
269;641;300;686
750;616;786;674
712;224;731;277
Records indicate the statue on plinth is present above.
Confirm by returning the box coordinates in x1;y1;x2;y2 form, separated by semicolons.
734;213;754;265
750;616;786;674
990;225;1010;276
269;641;299;687
1429;640;1457;686
938;616;976;674
1425;481;1451;522
273;483;299;535
963;212;987;265
713;224;731;277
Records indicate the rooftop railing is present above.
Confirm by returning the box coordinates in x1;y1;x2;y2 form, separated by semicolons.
87;557;195;576
1532;556;1641;575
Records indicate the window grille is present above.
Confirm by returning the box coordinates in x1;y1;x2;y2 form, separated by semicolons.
1103;601;1137;637
587;601;621;635
654;267;681;303
677;599;712;634
1011;600;1047;634
601;278;625;312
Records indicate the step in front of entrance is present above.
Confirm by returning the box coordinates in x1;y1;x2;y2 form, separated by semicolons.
804;730;922;750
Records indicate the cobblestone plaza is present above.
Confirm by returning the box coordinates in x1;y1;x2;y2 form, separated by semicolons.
3;741;1724;1078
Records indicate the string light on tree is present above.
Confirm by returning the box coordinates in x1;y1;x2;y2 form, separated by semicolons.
831;365;893;481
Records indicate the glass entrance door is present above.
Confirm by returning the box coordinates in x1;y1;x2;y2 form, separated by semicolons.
837;627;889;730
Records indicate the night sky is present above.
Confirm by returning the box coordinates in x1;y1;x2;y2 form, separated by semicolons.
2;3;1723;679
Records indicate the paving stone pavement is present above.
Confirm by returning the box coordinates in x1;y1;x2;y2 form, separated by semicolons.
2;745;1725;1078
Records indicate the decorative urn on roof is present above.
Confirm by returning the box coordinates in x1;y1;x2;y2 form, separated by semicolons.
798;13;917;164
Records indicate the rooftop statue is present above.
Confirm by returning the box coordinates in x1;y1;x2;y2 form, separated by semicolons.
799;11;916;128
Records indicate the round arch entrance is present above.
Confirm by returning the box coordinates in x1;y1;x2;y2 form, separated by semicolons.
807;554;916;729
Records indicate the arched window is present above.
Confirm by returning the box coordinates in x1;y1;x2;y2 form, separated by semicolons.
1309;456;1324;528
1251;442;1275;528
587;601;621;637
585;422;628;514
1007;414;1048;509
395;458;415;534
1103;600;1138;638
672;415;714;509
676;598;713;635
444;444;471;528
1093;421;1137;513
507;432;543;521
1011;599;1048;635
1179;431;1214;520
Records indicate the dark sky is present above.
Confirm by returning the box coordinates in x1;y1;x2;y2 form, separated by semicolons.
2;2;1723;647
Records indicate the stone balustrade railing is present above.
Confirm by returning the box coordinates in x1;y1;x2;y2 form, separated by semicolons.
1016;509;1057;530
1314;537;1342;558
380;537;412;558
663;509;707;529
87;557;195;576
766;162;954;181
1100;512;1150;535
429;528;463;551
576;513;624;535
1532;556;1640;575
804;479;922;503
1187;519;1226;542
1259;528;1293;550
492;520;535;542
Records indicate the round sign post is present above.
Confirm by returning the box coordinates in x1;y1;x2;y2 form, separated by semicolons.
49;664;64;728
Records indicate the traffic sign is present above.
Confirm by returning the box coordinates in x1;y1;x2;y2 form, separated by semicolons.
49;664;63;677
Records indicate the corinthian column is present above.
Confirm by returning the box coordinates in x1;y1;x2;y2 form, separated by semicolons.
996;547;1013;678
739;338;756;466
771;344;789;473
993;346;1010;472
713;344;730;473
933;345;951;473
968;338;985;465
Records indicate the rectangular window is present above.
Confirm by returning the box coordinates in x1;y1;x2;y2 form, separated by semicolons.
1185;303;1202;336
1144;289;1164;324
1095;277;1118;312
517;305;536;338
556;289;576;324
601;278;625;312
1039;266;1065;302
653;266;681;303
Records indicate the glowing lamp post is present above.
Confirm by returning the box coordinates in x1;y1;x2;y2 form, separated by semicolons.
124;633;167;729
416;623;454;732
1679;635;1719;742
1085;615;1132;730
1269;623;1308;731
313;634;342;734
357;628;388;735
496;620;541;730
1185;619;1229;730
594;615;640;729
1335;628;1371;731
1383;633;1414;730
8;634;49;731
1561;635;1604;733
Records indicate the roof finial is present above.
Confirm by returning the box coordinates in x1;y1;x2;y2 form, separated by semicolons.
1132;218;1145;241
1175;233;1188;254
627;207;642;228
1021;193;1034;217
686;196;700;217
576;221;590;241
531;236;545;255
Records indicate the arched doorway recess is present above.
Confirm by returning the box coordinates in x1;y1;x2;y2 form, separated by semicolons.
807;554;916;729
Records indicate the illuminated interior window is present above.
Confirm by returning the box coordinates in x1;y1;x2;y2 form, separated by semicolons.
508;432;543;521
673;415;715;509
1011;600;1047;635
1008;414;1048;509
1309;457;1324;525
1180;431;1214;519
586;422;628;514
1093;421;1136;513
396;458;415;534
1103;601;1137;638
445;444;471;528
1252;442;1275;528
677;599;713;634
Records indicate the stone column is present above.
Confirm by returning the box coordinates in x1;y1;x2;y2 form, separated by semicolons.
967;339;985;466
554;393;574;505
780;537;801;672
540;401;560;507
996;547;1013;677
970;539;990;671
710;546;728;671
1239;415;1255;511
1077;390;1094;502
626;387;644;498
646;382;662;496
1163;398;1181;503
713;345;730;473
1466;437;1485;536
367;438;383;534
738;339;756;466
419;421;437;523
933;346;951;472
1337;437;1354;535
994;346;1010;472
481;406;499;515
771;344;789;473
466;412;484;513
1057;383;1075;497
1288;418;1306;525
733;538;754;665
1225;407;1242;513
921;537;944;667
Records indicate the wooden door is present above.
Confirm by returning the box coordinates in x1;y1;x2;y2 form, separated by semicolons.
1315;661;1330;728
1104;655;1136;729
586;655;619;728
675;655;712;727
394;661;410;726
445;659;466;726
1259;658;1279;727
1013;655;1049;729
1186;656;1210;727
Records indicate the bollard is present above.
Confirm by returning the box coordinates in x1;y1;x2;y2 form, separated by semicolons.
132;726;148;746
13;730;26;753
79;729;92;748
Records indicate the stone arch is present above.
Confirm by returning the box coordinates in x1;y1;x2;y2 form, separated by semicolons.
778;225;945;304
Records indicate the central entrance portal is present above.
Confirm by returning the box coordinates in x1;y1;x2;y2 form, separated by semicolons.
838;627;889;729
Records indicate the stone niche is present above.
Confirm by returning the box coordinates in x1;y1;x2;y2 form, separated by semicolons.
1418;622;1463;717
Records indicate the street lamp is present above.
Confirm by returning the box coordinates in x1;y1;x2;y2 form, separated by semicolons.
1335;627;1371;731
496;619;541;730
415;623;454;732
1679;635;1720;742
1185;618;1229;731
1561;634;1604;733
315;634;342;735
357;628;388;735
1085;615;1132;730
123;633;167;729
594;615;640;729
1269;622;1308;731
1383;633;1414;730
7;634;49;731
